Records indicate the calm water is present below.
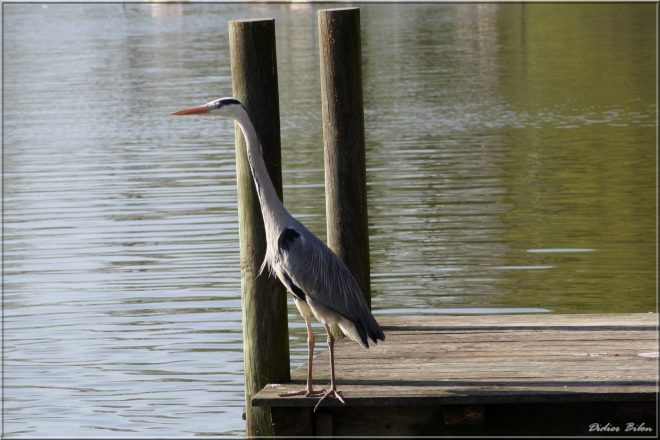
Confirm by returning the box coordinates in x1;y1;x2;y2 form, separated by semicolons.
3;3;656;437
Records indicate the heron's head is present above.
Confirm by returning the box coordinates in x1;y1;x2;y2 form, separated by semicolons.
172;97;245;118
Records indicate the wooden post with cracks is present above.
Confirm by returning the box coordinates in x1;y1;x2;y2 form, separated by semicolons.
318;8;371;342
229;18;290;437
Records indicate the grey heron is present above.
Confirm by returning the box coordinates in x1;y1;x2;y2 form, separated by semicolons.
173;97;385;410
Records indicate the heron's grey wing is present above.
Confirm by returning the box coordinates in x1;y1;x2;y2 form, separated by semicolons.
278;224;370;321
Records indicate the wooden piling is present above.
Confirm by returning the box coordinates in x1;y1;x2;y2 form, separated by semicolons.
318;7;371;316
229;18;290;437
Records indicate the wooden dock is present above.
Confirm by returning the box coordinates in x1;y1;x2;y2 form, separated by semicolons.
253;313;658;436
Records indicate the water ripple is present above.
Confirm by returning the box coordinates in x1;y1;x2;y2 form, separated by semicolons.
3;2;655;438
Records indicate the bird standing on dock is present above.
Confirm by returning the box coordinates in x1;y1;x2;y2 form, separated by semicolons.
173;97;385;410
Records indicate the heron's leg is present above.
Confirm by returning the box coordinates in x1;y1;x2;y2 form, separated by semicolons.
302;317;326;395
279;317;325;398
314;323;346;412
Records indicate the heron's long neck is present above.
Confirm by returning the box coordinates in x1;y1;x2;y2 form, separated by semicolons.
234;110;289;239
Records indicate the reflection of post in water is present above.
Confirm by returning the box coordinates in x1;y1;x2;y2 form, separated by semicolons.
148;3;184;19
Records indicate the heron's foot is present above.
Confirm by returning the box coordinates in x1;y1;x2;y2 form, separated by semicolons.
313;386;345;412
279;388;326;398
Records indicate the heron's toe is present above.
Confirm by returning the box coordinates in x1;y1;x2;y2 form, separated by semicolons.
305;388;326;397
278;389;307;397
313;388;346;412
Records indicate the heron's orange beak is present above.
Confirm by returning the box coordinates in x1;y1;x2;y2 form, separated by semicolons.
171;104;209;115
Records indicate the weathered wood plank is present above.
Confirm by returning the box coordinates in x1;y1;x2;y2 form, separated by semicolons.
257;383;657;407
253;313;658;409
377;312;657;328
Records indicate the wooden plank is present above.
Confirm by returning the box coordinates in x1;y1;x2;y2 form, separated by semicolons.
253;313;658;408
256;384;657;407
377;312;657;328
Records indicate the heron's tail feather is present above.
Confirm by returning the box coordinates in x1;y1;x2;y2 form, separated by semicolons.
363;311;386;346
339;312;385;349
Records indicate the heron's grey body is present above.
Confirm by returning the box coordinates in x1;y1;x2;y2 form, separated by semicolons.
231;104;383;348
174;97;384;409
